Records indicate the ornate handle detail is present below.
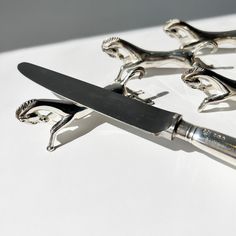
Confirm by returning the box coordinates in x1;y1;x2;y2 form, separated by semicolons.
175;119;236;166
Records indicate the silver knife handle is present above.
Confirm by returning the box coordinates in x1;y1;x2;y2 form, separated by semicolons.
175;120;236;166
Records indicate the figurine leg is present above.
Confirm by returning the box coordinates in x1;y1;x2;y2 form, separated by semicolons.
115;62;142;84
115;65;130;83
193;57;214;69
185;40;218;54
123;67;156;105
122;66;145;85
47;115;74;151
133;96;155;105
125;87;156;105
198;93;229;112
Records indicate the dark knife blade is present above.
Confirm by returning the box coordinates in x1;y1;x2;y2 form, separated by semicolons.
18;62;178;135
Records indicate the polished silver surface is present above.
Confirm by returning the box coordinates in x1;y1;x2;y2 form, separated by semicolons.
182;66;236;112
101;37;212;83
176;120;236;166
164;19;236;53
17;62;236;166
16;99;87;151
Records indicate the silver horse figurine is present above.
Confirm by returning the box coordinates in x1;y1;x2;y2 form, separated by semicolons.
164;19;236;53
182;67;236;112
16;81;157;151
16;99;87;151
101;37;212;83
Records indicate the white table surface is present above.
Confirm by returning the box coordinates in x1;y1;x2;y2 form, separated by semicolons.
1;14;236;236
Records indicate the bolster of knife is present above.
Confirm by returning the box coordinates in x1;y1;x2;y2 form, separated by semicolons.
175;120;236;166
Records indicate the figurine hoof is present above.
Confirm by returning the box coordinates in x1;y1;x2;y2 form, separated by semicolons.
198;101;208;113
47;146;56;152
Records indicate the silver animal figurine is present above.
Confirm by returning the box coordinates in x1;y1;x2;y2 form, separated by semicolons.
16;81;157;151
164;19;236;53
16;99;87;151
182;67;236;112
102;37;212;83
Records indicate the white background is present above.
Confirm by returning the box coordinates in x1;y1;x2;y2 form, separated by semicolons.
1;15;236;236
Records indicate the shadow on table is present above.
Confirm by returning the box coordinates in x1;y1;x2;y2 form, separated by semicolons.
56;111;236;169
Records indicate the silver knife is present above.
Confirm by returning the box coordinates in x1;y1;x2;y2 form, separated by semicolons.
18;62;236;167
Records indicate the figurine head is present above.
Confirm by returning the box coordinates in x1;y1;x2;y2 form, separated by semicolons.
102;37;125;60
164;19;183;36
16;99;41;124
164;19;199;46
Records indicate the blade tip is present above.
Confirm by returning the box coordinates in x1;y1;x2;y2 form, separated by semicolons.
17;62;30;72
